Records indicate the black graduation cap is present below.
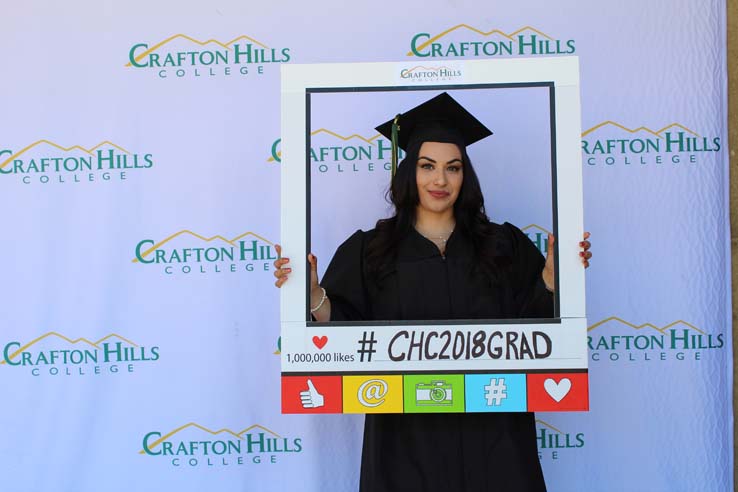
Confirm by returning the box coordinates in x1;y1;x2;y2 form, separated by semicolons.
375;92;493;175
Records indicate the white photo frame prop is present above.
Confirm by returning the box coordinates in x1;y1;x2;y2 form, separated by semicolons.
280;58;587;415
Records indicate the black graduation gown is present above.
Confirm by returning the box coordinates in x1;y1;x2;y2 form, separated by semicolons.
320;222;553;492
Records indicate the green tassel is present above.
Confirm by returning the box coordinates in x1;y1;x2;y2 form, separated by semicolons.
391;114;401;177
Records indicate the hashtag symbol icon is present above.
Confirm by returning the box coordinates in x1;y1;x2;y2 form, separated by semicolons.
357;331;377;362
484;378;508;406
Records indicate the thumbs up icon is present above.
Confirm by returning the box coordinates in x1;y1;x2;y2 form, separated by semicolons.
300;379;325;409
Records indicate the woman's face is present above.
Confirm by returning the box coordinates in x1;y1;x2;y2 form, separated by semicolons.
415;141;464;216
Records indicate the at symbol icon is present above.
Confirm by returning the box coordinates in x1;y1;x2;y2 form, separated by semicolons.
358;379;388;407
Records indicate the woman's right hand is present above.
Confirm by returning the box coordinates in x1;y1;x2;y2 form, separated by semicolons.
273;245;325;312
273;244;292;288
273;245;329;320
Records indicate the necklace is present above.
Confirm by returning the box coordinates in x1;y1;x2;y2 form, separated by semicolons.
415;227;454;244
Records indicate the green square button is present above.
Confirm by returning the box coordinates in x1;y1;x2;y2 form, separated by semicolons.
403;375;465;413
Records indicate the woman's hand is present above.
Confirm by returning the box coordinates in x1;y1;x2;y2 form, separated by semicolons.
541;232;592;292
579;232;592;268
273;245;330;320
274;244;321;290
273;244;291;288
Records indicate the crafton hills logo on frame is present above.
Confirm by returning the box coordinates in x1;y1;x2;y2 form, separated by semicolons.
396;63;465;84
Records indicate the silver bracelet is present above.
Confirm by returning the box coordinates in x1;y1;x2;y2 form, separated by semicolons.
310;287;327;313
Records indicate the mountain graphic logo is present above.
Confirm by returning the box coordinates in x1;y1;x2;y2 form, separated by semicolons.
0;140;131;170
521;224;550;234
268;129;384;163
126;34;269;67
126;34;291;72
402;65;459;74
409;25;552;55
535;419;585;450
588;317;706;335
2;332;159;374
1;332;138;365
408;25;575;58
587;317;724;356
132;230;277;275
398;64;464;81
581;121;721;162
132;230;274;263
140;423;281;454
0;139;153;184
140;422;303;459
582;121;701;139
521;224;550;254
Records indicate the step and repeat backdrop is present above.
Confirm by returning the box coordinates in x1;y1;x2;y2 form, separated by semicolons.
0;1;732;491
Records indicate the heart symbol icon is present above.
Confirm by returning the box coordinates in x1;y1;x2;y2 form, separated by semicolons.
543;378;572;403
312;336;328;350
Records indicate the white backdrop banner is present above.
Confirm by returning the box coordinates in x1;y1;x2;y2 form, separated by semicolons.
0;0;732;491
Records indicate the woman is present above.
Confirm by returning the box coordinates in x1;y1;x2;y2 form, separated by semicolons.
274;93;591;491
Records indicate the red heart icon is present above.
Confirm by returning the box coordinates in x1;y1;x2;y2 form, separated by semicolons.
312;336;328;350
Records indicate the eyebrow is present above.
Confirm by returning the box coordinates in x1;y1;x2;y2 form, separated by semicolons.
418;156;463;165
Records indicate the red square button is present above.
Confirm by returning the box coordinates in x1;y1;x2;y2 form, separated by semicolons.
526;373;589;412
282;376;343;414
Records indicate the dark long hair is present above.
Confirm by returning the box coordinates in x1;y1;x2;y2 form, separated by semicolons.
365;142;500;278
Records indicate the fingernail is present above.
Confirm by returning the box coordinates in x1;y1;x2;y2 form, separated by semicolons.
285;268;291;272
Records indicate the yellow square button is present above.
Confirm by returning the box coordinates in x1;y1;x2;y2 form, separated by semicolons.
342;375;404;414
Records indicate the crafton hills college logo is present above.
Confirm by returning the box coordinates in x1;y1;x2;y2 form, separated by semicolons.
0;139;153;185
535;419;584;461
521;224;550;256
1;332;159;377
132;229;277;275
126;34;291;79
398;64;464;84
268;128;403;173
407;25;576;58
581;121;721;167
587;317;725;362
140;423;303;468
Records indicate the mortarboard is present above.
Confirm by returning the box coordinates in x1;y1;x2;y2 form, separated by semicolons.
375;92;493;176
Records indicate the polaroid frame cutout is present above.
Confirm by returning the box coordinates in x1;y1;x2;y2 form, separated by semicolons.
280;58;587;414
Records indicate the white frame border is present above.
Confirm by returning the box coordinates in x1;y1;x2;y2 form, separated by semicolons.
280;57;585;374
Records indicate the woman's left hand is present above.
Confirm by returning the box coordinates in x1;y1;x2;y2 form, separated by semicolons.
542;232;592;292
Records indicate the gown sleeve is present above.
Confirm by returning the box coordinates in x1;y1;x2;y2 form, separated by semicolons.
319;230;371;321
503;222;555;318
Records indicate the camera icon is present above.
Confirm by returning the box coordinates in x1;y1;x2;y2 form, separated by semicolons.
415;380;453;406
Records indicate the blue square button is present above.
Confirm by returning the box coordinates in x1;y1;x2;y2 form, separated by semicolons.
465;374;527;412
